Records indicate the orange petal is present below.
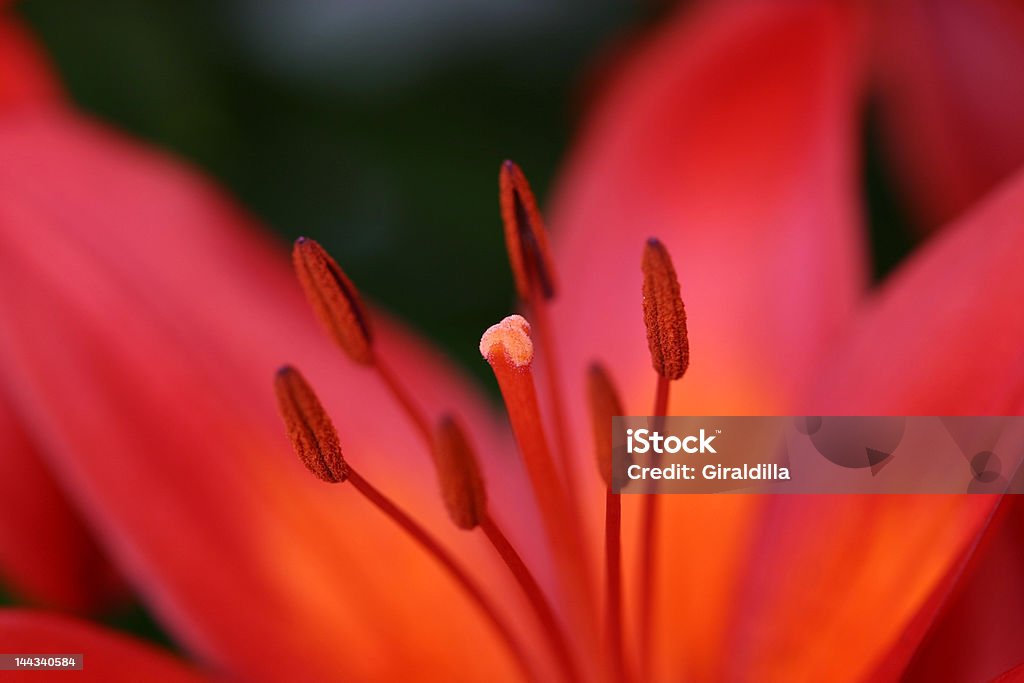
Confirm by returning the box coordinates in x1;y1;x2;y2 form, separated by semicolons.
0;609;215;683
873;0;1024;230
0;111;541;682
0;393;124;612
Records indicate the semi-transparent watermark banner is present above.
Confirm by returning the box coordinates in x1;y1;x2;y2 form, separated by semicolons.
612;417;1024;494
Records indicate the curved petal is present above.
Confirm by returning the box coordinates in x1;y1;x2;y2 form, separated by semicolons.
992;662;1024;683
873;0;1024;230
898;499;1024;683
810;164;1024;415
0;392;124;612
725;162;1024;680
0;110;542;682
548;2;867;679
0;609;216;683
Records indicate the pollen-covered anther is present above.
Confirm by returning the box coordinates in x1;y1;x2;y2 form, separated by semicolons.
292;237;374;365
642;237;690;380
479;314;534;367
432;415;488;530
274;366;348;483
499;160;557;302
587;363;624;488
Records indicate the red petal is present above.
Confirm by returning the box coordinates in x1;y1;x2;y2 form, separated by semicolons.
726;156;1024;681
0;393;124;612
894;499;1024;682
991;662;1024;683
0;111;538;681
810;165;1024;414
0;609;215;682
873;0;1024;230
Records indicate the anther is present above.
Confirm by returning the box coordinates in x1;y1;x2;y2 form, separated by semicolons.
500;161;557;301
432;415;488;530
641;238;689;380
274;366;347;483
586;363;624;489
292;237;373;365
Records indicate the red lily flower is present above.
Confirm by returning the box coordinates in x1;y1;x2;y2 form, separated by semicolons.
1;2;1024;682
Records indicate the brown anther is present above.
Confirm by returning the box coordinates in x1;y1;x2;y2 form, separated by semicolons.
292;237;374;365
586;363;624;488
432;415;488;530
641;238;689;380
499;160;557;301
274;366;348;483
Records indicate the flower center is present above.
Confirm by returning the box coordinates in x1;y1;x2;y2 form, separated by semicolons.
276;162;690;683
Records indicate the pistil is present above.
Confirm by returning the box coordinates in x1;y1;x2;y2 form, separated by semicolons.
480;315;596;630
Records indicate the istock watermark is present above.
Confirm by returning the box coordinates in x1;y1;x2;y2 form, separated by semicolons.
611;416;1024;494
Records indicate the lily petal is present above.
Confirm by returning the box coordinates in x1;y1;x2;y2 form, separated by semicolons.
724;163;1024;680
873;0;1024;230
0;393;124;612
991;662;1024;683
0;110;540;682
0;609;217;682
897;499;1024;682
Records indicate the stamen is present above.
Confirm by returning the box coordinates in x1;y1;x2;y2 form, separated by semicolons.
641;238;689;380
374;356;433;444
586;364;621;489
291;237;435;444
274;366;347;483
292;237;374;365
499;160;556;301
496;166;584;559
480;315;596;627
480;516;582;683
274;379;539;682
346;468;539;683
587;363;629;683
638;238;689;682
431;415;581;683
432;415;487;530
